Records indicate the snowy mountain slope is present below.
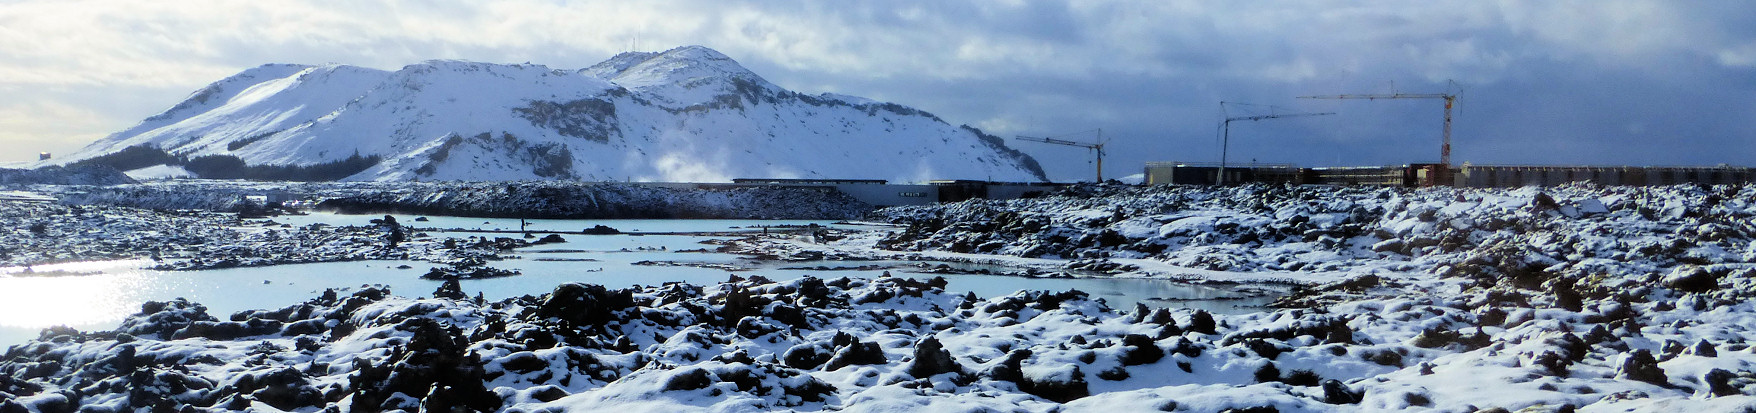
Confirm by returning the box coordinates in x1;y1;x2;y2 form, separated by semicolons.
54;46;1047;183
78;64;387;157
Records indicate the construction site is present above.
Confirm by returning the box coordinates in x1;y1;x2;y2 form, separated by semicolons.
1122;84;1756;188
1143;162;1756;188
692;84;1752;208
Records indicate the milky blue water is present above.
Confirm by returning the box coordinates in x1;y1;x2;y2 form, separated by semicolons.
0;214;1272;347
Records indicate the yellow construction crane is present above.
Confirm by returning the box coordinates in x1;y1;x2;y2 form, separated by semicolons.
1218;102;1334;185
1299;83;1460;167
1018;129;1105;182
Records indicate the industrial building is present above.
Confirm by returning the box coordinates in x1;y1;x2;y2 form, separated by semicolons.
1155;84;1756;189
1144;162;1756;188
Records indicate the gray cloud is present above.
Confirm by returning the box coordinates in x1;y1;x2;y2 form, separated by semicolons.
2;0;1752;181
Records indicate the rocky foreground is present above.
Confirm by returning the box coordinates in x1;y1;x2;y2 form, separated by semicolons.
869;183;1756;275
761;183;1756;410
3;183;1756;411
2;178;870;270
0;199;528;272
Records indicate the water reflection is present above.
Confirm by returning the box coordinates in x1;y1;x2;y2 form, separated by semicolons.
0;273;143;328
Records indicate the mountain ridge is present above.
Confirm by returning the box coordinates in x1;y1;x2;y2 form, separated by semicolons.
55;46;1047;183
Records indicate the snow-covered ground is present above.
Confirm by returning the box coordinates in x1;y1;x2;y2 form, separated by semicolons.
4;182;1756;411
122;165;194;181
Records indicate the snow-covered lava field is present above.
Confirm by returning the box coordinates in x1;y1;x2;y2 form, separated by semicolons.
5;182;1756;412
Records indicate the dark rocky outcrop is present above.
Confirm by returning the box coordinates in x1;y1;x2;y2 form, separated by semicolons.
1018;364;1089;403
1616;350;1669;386
0;164;136;186
536;283;634;327
348;318;500;412
906;337;960;378
823;340;887;371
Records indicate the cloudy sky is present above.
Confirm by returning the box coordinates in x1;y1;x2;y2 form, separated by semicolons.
3;0;1753;181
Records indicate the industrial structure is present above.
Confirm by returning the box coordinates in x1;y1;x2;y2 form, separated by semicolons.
1300;84;1460;171
1215;102;1333;185
1143;162;1756;188
1144;82;1756;188
1017;129;1106;182
727;178;1063;205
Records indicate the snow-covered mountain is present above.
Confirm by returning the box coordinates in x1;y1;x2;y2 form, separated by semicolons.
56;46;1047;183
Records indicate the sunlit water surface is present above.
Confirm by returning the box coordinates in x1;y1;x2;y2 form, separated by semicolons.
0;214;1273;347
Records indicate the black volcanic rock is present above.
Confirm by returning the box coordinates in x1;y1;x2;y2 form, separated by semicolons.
0;164;136;186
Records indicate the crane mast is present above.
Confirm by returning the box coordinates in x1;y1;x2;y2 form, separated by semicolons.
1017;129;1105;182
1217;108;1334;185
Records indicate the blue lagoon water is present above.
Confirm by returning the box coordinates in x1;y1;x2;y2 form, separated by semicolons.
0;214;1272;347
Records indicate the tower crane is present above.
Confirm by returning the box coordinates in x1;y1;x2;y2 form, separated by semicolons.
1017;129;1105;182
1217;104;1334;185
1298;83;1460;168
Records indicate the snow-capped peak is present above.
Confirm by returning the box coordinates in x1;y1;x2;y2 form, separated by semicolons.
56;46;1047;183
597;46;769;87
580;51;662;79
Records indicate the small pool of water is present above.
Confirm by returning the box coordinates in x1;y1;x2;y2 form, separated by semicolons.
0;214;1275;347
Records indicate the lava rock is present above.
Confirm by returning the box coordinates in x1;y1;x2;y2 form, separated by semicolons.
1170;337;1203;358
1366;349;1404;367
1243;338;1287;360
582;225;621;235
1704;368;1740;397
1663;266;1720;293
782;343;832;370
432;279;467;300
1019;364;1089;403
1253;362;1282;383
347;318;500;412
534;233;567;244
663;368;714;391
983;349;1032;383
1616;349;1669;386
1321;379;1362;404
536;283;634;326
906;337;960;378
1188;310;1218;335
172;319;283;340
529;385;570;402
1687;340;1718;357
1530;192;1561;211
824;341;887;371
119;299;220;340
1409;328;1460;349
239;367;323;411
1119;334;1165;366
